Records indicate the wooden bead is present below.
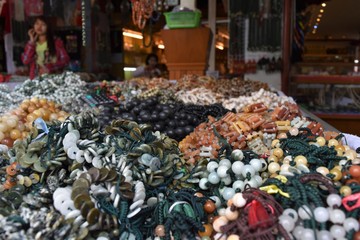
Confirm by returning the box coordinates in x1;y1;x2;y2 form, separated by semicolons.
198;224;213;237
353;231;360;240
204;200;216;214
155;225;166;237
349;165;360;178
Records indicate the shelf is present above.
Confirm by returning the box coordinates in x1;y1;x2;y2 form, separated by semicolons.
292;75;360;84
295;62;357;67
303;54;353;57
313;113;360;120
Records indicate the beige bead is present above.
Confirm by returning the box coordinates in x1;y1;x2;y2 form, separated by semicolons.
344;150;357;160
273;148;284;158
316;166;329;176
225;207;239;221
281;164;290;172
213;216;229;232
295;155;308;166
277;133;287;139
233;193;246;208
268;155;278;163
316;136;326;146
271;139;280;148
328;139;339;147
268;162;280;174
227;235;240;240
289;127;299;136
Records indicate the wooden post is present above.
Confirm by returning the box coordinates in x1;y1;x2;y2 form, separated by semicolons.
281;0;293;94
208;0;216;71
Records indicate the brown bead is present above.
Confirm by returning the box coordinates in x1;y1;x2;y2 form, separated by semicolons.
86;208;100;225
79;173;93;184
353;231;360;240
121;190;135;200
71;186;88;200
106;169;118;181
73;178;90;189
349;165;360;178
80;201;95;217
88;167;101;182
204;200;216;214
99;168;110;181
74;193;91;209
194;192;204;198
155;225;166;237
198;224;213;237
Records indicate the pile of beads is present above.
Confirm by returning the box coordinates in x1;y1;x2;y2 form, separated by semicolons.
0;72;86;114
222;88;296;112
115;97;228;141
199;150;267;204
0;98;68;147
180;102;303;164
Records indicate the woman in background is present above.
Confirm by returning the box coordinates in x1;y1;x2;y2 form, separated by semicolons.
22;16;70;79
133;53;162;78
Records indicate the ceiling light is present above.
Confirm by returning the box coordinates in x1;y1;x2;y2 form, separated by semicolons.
124;67;137;71
158;44;165;49
354;59;359;64
314;25;318;29
318;14;322;17
321;3;326;7
320;9;324;13
316;18;321;22
123;29;143;39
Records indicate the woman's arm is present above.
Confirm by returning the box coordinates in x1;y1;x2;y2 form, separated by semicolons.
21;41;36;65
45;38;70;72
132;66;146;78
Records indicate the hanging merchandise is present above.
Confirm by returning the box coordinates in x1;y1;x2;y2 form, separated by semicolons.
24;0;44;17
247;0;282;52
43;0;64;19
131;0;155;30
229;9;246;74
13;0;25;21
